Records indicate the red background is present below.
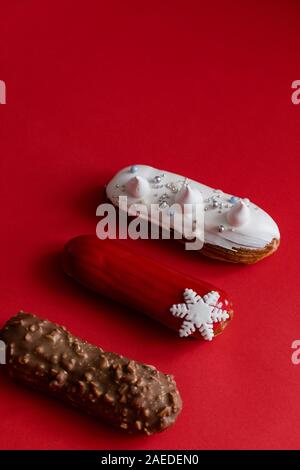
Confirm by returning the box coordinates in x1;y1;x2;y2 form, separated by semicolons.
0;0;299;450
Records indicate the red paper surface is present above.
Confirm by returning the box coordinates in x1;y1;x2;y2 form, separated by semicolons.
0;0;299;450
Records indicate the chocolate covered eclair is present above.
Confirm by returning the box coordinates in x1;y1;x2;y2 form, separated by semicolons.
0;312;182;434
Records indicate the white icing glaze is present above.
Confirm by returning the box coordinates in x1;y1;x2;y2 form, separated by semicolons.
170;289;229;340
227;200;250;227
106;165;280;251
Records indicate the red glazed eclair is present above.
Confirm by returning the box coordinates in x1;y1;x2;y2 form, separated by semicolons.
63;235;233;340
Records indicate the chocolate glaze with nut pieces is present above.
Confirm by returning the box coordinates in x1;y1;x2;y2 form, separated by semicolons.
0;312;182;434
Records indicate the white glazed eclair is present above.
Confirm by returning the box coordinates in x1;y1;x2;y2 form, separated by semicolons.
105;165;280;264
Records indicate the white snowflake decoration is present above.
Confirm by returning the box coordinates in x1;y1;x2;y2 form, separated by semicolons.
170;289;229;340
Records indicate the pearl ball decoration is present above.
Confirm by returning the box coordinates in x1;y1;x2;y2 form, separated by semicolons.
154;175;162;184
212;200;219;208
130;165;138;173
229;196;239;204
218;224;225;233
